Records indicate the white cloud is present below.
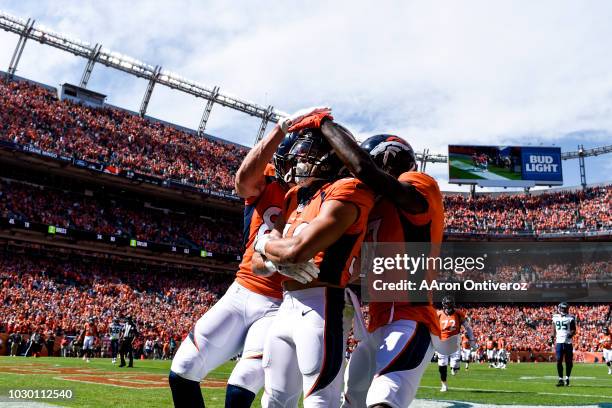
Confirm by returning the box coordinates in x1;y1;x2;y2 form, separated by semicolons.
1;0;611;189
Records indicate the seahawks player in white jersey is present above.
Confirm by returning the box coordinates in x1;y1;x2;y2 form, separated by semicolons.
109;318;123;364
551;302;576;387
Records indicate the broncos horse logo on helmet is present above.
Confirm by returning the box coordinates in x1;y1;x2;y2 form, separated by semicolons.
285;128;346;186
361;134;417;177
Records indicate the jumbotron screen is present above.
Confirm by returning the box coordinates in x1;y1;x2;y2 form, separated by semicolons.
448;145;563;187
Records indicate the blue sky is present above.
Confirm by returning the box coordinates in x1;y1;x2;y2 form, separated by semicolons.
0;0;611;191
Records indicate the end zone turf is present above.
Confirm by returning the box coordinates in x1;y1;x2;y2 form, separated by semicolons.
1;357;611;407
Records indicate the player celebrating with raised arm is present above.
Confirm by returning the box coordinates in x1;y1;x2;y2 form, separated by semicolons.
436;296;476;392
252;125;375;408
312;115;446;407
551;302;577;387
168;107;327;408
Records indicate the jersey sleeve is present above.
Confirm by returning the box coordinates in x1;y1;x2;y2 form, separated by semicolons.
398;171;444;242
325;178;375;234
244;164;277;205
457;310;466;325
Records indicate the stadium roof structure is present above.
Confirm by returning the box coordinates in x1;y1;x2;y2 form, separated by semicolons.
0;10;287;142
1;10;611;183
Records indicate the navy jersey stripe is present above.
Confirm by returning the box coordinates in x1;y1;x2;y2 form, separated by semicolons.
378;322;431;376
307;287;345;396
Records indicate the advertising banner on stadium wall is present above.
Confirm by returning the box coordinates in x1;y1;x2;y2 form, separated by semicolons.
448;145;563;187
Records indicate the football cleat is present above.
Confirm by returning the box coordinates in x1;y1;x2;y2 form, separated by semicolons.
565;379;570;387
556;380;565;387
440;382;448;392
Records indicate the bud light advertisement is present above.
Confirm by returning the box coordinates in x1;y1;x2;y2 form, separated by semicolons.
449;145;563;186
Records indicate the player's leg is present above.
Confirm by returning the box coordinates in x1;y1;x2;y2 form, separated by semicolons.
450;350;461;375
296;287;346;408
170;283;249;406
366;320;434;406
604;349;612;374
261;300;302;408
564;344;573;386
341;331;379;408
555;343;565;386
437;353;449;391
462;348;471;370
226;298;279;408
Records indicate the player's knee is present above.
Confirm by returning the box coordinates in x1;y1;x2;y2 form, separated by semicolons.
224;384;255;408
228;358;264;394
168;370;204;408
262;386;301;408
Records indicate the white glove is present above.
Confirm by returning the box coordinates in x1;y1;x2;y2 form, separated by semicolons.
278;106;331;134
278;261;320;284
254;234;272;257
470;341;478;351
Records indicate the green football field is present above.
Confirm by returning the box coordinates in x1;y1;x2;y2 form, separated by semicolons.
1;357;611;407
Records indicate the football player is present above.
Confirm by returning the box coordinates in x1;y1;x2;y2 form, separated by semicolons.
485;335;497;367
252;124;375;408
551;302;576;387
461;334;472;370
599;327;611;375
109;318;123;364
82;317;97;363
169;107;326;408
436;296;476;392
313;119;447;407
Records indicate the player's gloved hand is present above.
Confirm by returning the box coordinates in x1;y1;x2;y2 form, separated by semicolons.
254;234;272;257
288;110;334;133
278;106;332;134
277;261;319;284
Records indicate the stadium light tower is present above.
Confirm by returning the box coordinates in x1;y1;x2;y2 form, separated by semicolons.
198;86;220;136
578;144;587;189
80;43;102;88
139;65;162;117
7;17;35;79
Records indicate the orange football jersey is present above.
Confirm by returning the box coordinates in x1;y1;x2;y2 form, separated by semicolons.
437;309;465;340
235;165;285;299
367;171;444;335
599;333;611;350
497;337;506;350
282;178;374;287
85;322;97;337
461;334;471;349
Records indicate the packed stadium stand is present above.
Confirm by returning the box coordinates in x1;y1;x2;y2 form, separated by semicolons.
0;74;610;359
0;77;247;193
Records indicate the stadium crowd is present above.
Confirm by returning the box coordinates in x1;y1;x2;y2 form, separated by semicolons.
466;304;611;353
444;185;611;234
2;177;610;256
0;251;230;358
0;178;242;254
1;250;609;357
0;78;247;193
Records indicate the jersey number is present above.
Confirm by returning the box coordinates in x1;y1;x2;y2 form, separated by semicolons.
257;206;281;239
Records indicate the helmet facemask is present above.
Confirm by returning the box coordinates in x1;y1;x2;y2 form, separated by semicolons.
286;130;341;187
